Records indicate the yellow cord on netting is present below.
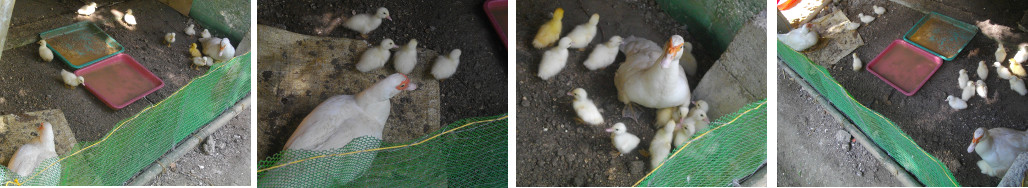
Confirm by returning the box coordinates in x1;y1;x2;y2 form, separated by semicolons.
3;179;21;186
633;100;766;186
257;115;508;173
21;53;247;183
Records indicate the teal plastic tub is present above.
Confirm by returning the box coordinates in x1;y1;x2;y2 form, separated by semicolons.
903;12;978;61
39;21;124;69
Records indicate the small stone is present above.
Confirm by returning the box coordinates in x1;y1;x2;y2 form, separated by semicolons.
857;170;863;177
202;136;218;155
835;130;851;143
629;161;646;174
573;175;586;186
199;165;205;169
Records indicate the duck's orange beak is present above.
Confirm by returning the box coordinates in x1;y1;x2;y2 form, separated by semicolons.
37;122;45;131
661;39;684;68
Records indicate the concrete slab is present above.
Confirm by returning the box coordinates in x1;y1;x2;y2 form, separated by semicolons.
999;153;1028;187
0;109;77;165
692;12;767;120
805;10;864;66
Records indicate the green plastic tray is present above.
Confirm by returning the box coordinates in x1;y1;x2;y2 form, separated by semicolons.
39;21;124;69
902;12;978;61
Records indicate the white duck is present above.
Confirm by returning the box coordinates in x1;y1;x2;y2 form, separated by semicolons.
583;36;623;70
200;29;211;39
77;2;97;16
357;39;398;73
38;40;53;62
430;49;462;80
778;23;818;51
392;39;418;74
185;24;196;36
200;37;236;61
565;13;599;49
569;88;603;126
8;122;59;178
968;127;1028;177
60;69;84;88
650;121;676;170
615;35;691;121
538;37;572;80
123;9;137;25
606;122;640;156
344;7;392;38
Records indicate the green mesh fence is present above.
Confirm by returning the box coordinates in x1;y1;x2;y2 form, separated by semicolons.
257;114;508;187
777;40;960;186
634;100;767;187
0;53;251;185
190;0;250;43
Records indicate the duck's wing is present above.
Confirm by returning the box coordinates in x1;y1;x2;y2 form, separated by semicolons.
283;95;359;150
620;36;661;69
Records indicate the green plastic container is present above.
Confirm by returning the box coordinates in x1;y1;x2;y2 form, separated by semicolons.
39;21;124;69
903;12;978;61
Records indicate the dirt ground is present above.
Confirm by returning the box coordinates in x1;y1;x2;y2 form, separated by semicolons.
777;67;902;186
784;0;1028;186
255;0;507;160
514;0;723;186
145;106;251;186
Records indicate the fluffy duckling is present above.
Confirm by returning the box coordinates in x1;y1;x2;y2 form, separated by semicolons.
124;9;137;25
968;127;1028;177
961;81;976;101
343;7;392;38
60;69;84;88
607;123;640;156
1012;77;1027;96
38;40;53;62
164;33;175;47
569;88;603;125
977;80;988;99
583;36;623;71
1014;44;1028;64
191;56;213;70
872;5;886;15
655;105;685;129
532;8;564;49
946;95;967;110
650;121;676;170
357;39;398;73
185;24;196;36
858;13;875;24
996;61;1015;80
851;53;862;71
566;13;600;50
77;2;97;16
538;37;572;80
844;21;860;31
958;69;969;88
189;43;201;57
8;122;58;178
431;49;462;80
673;118;696;148
997;44;1008;63
978;60;989;80
1010;58;1026;78
392;39;418;74
778;23;818;51
201;29;211;39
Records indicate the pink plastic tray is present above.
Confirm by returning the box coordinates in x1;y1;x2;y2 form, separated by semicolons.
866;40;943;96
484;0;507;47
75;53;164;109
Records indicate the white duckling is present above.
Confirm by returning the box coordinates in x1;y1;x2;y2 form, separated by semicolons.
961;81;976;101
606;123;640;156
191;56;214;70
998;44;1009;63
583;36;623;71
844;21;860;31
615;35;691;121
392;39;418;74
8;122;59;178
852;53;862;71
123;9;137;25
1011;77;1027;96
872;5;886;15
979;60;989;80
968;127;1028;177
946;95;967;110
778;23;818;51
60;69;84;88
858;13;875;24
569;88;603;126
977;80;988;99
430;49;462;80
958;69;969;88
164;32;175;47
673;118;696;148
1014;44;1028;64
655;105;687;129
185;24;196;36
200;37;236;61
77;2;97;16
565;13;599;49
650;121;677;170
538;37;572;80
357;39;398;73
344;7;392;38
38;40;53;62
995;61;1015;80
200;29;211;39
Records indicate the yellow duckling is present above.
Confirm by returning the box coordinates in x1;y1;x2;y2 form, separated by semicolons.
1010;58;1027;78
532;8;564;49
189;43;201;58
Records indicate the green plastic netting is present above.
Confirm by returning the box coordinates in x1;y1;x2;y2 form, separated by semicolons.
777;40;960;186
0;53;251;185
190;0;250;43
257;114;508;187
633;99;767;187
656;0;762;54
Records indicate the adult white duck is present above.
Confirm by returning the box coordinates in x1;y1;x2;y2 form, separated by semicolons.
969;127;1028;177
8;122;59;179
614;35;691;121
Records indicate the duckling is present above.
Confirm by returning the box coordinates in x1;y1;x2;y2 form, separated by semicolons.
961;81;976;101
532;8;564;49
858;13;875;24
997;44;1008;63
654;105;685;129
606;123;640;156
851;53;862;71
946;95;967;110
978;60;989;80
38;40;53;62
191;56;213;70
343;7;392;38
958;69;969;88
872;5;886;15
201;29;211;39
164;32;175;47
566;13;599;50
569;88;603;126
583;36;623;71
1012;77;1027;96
843;21;860;31
650;121;676;170
1010;58;1026;78
538;37;572;80
60;69;84;88
996;61;1015;80
673;118;696;148
1014;44;1028;64
977;80;988;99
123;9;137;25
392;39;418;74
189;43;201;57
430;49;462;80
356;39;398;73
77;2;97;16
185;24;196;36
